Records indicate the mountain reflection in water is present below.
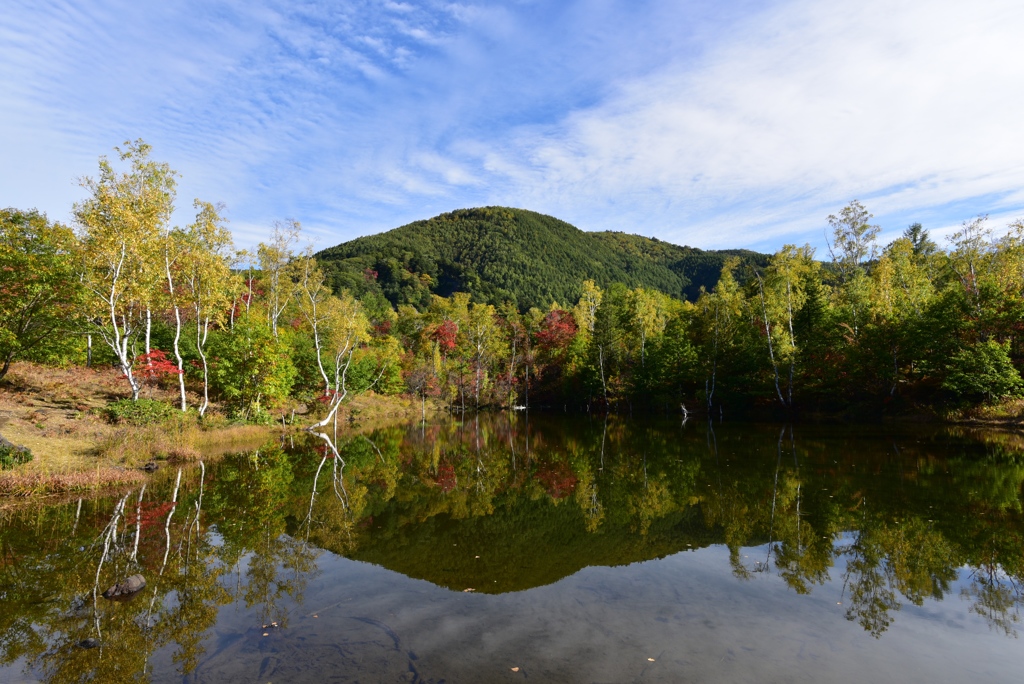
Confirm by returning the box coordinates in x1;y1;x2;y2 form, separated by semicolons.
2;416;1023;683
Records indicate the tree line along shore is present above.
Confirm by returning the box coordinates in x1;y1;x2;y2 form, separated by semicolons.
3;141;1024;490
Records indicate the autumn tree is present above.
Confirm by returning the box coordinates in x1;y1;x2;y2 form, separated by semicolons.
208;312;296;420
181;201;236;416
295;249;334;396
620;287;668;368
258;219;300;339
946;215;993;322
74;140;177;400
308;291;370;429
866;237;936;396
464;302;503;407
573;279;603;337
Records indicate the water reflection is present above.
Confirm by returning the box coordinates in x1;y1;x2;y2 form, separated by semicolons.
2;417;1024;681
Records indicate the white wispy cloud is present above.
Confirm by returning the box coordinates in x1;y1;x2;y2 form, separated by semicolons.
474;0;1024;250
2;0;1022;254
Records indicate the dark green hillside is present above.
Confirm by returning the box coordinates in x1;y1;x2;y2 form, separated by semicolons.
316;207;767;310
589;231;769;301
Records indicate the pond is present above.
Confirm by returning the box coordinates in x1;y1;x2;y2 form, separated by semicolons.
2;416;1023;683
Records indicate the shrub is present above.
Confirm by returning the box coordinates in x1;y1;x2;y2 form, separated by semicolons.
0;442;33;470
207;314;296;417
230;405;276;425
106;398;174;425
943;339;1024;403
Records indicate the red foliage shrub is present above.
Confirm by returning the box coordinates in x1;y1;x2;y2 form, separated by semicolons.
431;320;458;354
535;310;578;351
134;349;181;381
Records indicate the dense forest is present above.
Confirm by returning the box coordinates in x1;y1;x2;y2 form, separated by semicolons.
315;207;767;309
3;141;1024;422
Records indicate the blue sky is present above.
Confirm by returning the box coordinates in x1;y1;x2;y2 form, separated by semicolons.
3;0;1023;253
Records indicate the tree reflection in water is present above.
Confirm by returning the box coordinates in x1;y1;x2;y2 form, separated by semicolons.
1;417;1024;681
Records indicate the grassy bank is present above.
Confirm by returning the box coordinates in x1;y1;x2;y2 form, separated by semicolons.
0;362;442;496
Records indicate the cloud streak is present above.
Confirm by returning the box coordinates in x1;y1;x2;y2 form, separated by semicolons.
475;0;1024;250
2;0;1022;253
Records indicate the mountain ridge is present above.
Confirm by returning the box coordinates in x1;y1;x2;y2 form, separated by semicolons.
316;206;767;310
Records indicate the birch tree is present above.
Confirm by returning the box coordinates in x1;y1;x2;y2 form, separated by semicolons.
826;201;879;337
465;302;504;407
74;140;176;400
258;220;300;339
573;279;603;337
694;258;744;411
308;292;369;430
947;216;993;323
181;201;235;416
622;287;667;368
161;225;188;410
295;250;333;396
756;245;815;408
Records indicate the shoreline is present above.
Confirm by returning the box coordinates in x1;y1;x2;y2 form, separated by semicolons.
5;405;1022;498
3;359;1022;498
0;362;444;498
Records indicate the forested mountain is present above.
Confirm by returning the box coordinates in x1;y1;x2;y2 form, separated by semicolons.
315;207;766;309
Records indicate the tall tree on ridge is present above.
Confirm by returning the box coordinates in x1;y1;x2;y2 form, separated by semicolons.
827;200;879;337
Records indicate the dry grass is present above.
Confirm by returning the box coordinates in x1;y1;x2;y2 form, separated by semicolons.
0;362;442;498
0;362;158;469
0;362;281;492
335;391;445;431
95;418;279;465
0;467;146;497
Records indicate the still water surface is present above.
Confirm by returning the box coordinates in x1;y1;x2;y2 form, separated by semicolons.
2;416;1023;682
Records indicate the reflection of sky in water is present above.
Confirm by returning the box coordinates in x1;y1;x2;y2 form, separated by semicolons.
137;540;1018;684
